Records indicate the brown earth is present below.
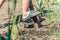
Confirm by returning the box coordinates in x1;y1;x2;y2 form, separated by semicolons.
0;1;60;40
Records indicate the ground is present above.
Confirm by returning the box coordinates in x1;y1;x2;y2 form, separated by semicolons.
0;0;60;40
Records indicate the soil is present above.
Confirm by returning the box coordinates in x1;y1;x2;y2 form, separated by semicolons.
0;1;60;40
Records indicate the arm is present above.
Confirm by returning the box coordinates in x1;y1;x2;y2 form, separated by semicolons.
0;0;5;8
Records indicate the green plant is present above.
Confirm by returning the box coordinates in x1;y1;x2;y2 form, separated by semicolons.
45;0;52;26
6;0;20;40
6;0;12;40
0;36;2;40
36;0;44;17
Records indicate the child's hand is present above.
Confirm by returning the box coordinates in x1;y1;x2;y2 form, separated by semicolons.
0;0;5;8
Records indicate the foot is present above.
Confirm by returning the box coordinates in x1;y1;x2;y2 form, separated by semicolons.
22;10;40;21
22;11;30;20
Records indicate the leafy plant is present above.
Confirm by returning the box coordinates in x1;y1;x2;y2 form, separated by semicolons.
36;0;44;17
6;0;20;40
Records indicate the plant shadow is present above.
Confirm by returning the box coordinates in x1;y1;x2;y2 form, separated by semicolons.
39;7;53;16
2;9;53;29
3;14;46;28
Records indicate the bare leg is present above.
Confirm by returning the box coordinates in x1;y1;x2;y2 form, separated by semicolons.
22;0;40;31
0;0;5;8
22;0;40;21
22;0;30;19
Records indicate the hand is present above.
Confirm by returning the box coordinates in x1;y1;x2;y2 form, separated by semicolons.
0;0;5;8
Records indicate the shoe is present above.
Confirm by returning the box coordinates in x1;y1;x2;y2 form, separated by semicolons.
23;10;40;21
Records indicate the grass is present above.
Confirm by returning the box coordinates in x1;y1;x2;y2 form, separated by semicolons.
35;0;60;38
7;0;22;3
6;0;20;40
5;0;60;40
7;0;60;40
0;0;60;40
